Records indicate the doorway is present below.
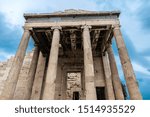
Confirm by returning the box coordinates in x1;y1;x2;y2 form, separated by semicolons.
96;87;105;100
73;91;80;100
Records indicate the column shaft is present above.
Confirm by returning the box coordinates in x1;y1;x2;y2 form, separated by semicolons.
102;52;115;100
113;26;142;100
107;46;124;100
82;25;97;100
42;27;60;99
0;29;30;99
25;46;39;99
13;46;39;100
30;52;46;100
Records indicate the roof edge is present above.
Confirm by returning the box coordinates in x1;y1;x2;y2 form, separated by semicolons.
24;10;120;20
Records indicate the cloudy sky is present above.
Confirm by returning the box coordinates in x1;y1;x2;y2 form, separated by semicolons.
0;0;150;99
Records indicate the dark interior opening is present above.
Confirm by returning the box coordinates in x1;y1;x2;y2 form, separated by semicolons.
96;87;105;100
73;91;79;100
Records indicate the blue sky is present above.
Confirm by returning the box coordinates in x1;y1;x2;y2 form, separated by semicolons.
0;0;150;99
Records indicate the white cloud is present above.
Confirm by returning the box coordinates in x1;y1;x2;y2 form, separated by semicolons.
114;55;150;80
0;50;13;61
119;1;150;52
132;62;150;76
95;0;150;52
120;13;150;52
0;0;97;28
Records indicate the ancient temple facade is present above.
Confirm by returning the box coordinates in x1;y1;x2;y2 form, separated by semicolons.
0;9;142;100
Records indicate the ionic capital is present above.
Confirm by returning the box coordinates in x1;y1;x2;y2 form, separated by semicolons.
112;24;121;30
23;26;32;31
81;25;92;30
51;26;62;30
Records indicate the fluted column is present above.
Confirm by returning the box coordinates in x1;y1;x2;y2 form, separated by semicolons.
107;45;124;100
102;52;115;100
82;25;97;100
42;26;61;100
13;45;39;100
30;52;46;100
0;29;30;99
24;45;39;99
113;25;142;100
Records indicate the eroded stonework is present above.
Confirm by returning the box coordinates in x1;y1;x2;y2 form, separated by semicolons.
0;57;14;95
0;51;33;96
66;72;81;99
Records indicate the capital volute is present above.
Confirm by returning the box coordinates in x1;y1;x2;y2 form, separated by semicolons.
23;26;32;31
51;26;62;30
112;24;121;30
81;25;92;30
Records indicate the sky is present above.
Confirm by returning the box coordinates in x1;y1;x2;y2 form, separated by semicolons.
0;0;150;99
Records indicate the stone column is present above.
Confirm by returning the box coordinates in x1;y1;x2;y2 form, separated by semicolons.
113;25;142;100
24;45;39;99
13;45;39;100
107;45;124;100
0;29;30;100
30;52;46;100
82;25;97;100
42;26;61;100
102;52;115;100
